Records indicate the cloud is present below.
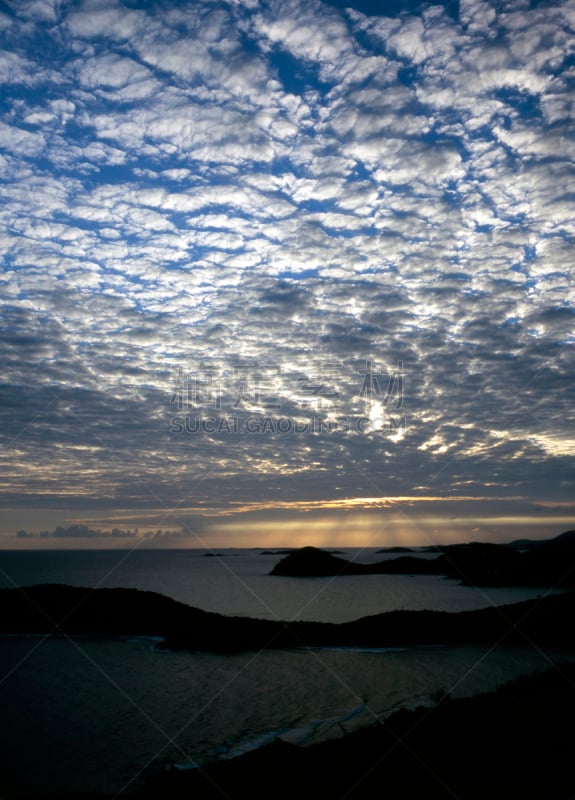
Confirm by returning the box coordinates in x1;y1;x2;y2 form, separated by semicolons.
5;0;60;22
16;524;185;539
66;0;146;40
51;524;133;538
0;0;574;539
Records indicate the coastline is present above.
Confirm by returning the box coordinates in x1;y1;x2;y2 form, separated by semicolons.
2;583;574;651
1;582;575;797
140;661;575;800
8;659;575;799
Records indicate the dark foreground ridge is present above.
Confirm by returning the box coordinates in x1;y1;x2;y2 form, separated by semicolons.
1;583;575;653
20;664;575;799
137;662;575;800
270;530;575;587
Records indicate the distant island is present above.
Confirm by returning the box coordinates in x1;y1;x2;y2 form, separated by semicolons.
270;530;575;588
260;548;346;556
203;552;241;557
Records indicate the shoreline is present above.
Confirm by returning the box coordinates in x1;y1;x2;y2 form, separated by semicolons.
2;583;574;797
9;659;575;799
142;661;575;800
2;583;575;652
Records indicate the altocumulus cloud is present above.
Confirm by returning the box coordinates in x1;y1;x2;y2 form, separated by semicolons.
0;0;574;539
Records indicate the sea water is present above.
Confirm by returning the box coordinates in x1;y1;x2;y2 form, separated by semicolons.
0;548;555;621
0;549;569;796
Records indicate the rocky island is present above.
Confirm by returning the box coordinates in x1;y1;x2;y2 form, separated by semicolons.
270;531;575;588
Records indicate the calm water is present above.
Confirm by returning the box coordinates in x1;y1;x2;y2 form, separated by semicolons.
0;548;554;622
0;549;569;796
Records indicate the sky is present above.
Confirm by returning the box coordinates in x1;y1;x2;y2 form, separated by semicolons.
1;0;574;548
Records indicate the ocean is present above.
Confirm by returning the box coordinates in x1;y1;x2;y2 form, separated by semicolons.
0;548;570;796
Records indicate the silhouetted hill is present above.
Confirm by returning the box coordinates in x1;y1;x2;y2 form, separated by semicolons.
270;546;368;575
270;532;575;587
2;583;574;653
435;541;524;585
140;662;575;799
269;545;446;576
269;543;523;581
510;529;575;552
556;529;575;541
519;532;575;586
0;584;216;637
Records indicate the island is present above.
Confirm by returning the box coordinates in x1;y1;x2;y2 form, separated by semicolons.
270;530;575;588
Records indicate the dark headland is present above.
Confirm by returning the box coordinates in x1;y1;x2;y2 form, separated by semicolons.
2;581;575;653
270;530;575;587
139;662;575;800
